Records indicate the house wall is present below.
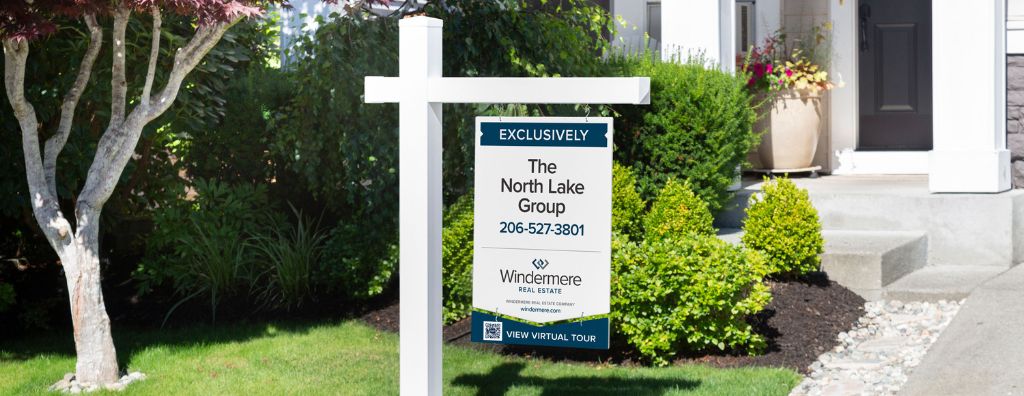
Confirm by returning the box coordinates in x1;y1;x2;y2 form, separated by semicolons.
781;0;832;171
1008;56;1024;187
1008;0;1024;187
610;1;651;53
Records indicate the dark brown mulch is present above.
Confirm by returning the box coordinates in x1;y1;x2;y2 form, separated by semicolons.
359;272;865;373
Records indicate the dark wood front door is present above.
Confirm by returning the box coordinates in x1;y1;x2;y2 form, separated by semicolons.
858;0;932;150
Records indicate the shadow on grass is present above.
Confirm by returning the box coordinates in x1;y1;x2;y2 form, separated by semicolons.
452;362;699;396
0;320;322;366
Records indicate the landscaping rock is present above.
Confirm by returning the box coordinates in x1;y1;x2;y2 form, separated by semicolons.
49;371;147;393
789;299;962;396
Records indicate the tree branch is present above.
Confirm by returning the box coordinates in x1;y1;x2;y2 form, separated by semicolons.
3;39;73;245
109;6;130;125
140;7;161;106
78;17;242;209
145;18;241;121
43;14;102;200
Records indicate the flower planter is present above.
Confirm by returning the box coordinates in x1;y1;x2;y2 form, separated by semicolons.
754;89;823;170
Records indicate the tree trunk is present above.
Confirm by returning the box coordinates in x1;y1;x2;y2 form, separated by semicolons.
61;207;119;385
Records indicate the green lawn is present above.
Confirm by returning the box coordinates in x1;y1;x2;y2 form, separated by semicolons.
0;321;800;395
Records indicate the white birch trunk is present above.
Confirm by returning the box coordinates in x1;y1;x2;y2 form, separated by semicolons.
61;208;119;384
3;10;243;386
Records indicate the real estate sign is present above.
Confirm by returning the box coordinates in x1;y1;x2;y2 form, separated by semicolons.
471;116;612;350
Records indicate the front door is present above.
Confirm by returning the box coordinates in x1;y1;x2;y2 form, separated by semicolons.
858;0;932;150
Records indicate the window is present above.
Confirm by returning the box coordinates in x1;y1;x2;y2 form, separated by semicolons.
736;1;756;55
647;1;661;48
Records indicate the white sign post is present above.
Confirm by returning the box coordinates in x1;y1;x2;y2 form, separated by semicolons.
364;16;649;396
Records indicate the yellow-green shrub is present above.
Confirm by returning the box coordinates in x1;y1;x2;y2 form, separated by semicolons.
442;192;475;324
611;234;771;365
612;163;646;240
741;177;824;277
643;179;715;241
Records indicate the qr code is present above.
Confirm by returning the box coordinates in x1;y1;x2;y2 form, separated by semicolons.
483;321;503;341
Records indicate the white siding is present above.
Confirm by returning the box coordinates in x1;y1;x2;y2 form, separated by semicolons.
1010;0;1024;53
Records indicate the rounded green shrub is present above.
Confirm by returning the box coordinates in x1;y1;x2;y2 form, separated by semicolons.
442;192;475;324
611;55;758;213
612;163;646;240
643;179;715;241
612;234;771;365
741;177;824;277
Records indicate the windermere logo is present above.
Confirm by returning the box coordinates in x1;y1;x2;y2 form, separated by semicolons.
532;258;549;270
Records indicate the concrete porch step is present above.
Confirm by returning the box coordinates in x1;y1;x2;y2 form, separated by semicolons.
716;229;928;300
883;266;1007;302
820;230;927;300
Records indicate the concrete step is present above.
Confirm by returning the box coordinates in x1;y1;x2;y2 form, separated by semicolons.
715;175;1024;268
883;266;1007;302
716;228;927;301
820;230;927;301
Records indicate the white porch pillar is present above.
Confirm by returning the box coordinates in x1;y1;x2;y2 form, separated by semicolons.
661;0;735;71
929;0;1011;192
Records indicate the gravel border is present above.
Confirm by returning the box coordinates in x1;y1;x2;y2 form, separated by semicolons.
790;300;962;396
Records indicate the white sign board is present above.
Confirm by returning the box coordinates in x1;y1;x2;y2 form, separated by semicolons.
471;116;612;349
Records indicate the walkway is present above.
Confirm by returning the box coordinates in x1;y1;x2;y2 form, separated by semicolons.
900;265;1024;395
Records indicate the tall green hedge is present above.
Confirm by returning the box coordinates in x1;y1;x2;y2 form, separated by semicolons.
612;55;758;213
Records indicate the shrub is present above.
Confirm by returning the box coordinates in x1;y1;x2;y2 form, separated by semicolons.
741;177;824;277
612;235;771;365
320;224;398;302
249;206;328;310
136;179;276;322
612;163;646;240
643;179;715;241
611;54;758;213
442;193;475;324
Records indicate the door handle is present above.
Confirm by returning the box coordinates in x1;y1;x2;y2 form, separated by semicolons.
859;4;871;51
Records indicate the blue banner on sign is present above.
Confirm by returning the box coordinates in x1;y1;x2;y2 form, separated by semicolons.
470;310;609;350
480;122;608;147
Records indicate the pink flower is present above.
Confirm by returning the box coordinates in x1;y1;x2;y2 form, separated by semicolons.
785;68;793;77
766;64;773;74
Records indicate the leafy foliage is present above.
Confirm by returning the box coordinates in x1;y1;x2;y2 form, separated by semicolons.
611;54;758;213
249;206;328;310
0;0;269;41
319;223;398;301
642;179;715;241
273;17;400;298
611;163;645;240
612;234;771;366
441;192;475;325
741;177;824;277
137;179;277;322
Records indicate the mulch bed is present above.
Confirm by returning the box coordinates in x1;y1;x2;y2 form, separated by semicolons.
360;272;865;373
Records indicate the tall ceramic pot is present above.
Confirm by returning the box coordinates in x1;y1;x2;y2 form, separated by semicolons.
754;89;823;170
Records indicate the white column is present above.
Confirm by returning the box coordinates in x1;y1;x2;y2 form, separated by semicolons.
829;0;858;172
661;0;735;71
930;0;1010;192
397;17;443;395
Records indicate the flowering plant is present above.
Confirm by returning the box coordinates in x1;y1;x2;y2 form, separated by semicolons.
740;23;837;93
